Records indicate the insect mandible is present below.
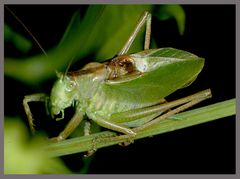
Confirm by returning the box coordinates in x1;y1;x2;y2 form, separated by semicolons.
23;11;212;143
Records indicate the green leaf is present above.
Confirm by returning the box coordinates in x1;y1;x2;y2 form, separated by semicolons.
156;5;185;35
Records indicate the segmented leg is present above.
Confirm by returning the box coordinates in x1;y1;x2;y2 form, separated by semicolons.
91;114;136;136
104;89;212;143
110;89;211;125
23;93;48;133
83;114;137;153
84;121;91;136
83;121;96;157
83;121;119;157
118;11;152;55
144;11;151;50
50;110;84;142
134;89;212;133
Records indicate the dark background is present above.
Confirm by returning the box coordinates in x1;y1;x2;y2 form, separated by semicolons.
4;5;235;174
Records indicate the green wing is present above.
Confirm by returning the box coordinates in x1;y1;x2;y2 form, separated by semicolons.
102;48;204;108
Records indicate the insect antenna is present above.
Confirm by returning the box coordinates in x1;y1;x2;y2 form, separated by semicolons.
5;6;48;57
63;56;75;79
62;6;107;78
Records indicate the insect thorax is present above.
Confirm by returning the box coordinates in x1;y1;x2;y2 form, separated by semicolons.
106;55;136;80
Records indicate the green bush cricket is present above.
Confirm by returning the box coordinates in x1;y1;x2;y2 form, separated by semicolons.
23;11;212;151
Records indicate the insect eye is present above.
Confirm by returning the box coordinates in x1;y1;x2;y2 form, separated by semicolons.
66;81;76;92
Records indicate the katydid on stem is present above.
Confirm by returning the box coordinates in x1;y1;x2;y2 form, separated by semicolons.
23;11;212;152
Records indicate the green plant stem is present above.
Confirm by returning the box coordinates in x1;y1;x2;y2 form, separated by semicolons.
46;99;235;157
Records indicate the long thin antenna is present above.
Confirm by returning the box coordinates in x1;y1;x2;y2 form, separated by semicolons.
5;6;48;57
64;56;75;77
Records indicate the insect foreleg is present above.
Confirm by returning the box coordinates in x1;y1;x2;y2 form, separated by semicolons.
117;11;152;55
50;110;84;142
23;93;48;133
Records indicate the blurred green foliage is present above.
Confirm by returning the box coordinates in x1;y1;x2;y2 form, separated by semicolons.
4;118;71;174
156;5;185;35
4;5;185;85
4;24;32;53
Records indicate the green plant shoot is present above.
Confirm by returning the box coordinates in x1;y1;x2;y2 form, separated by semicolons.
23;11;211;151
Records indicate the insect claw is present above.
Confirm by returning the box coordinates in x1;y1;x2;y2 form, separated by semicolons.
119;134;135;147
84;149;97;158
49;135;64;143
119;141;134;147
